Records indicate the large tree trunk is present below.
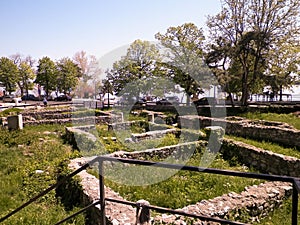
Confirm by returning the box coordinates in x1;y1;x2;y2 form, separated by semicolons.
20;86;24;97
279;84;283;101
241;71;249;106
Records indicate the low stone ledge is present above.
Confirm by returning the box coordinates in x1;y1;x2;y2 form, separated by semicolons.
222;138;300;177
179;115;300;149
153;181;292;224
108;141;204;160
131;128;177;142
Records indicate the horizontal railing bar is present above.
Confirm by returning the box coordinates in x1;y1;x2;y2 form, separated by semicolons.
0;157;98;223
1;155;297;224
97;156;296;183
105;197;140;207
53;200;101;225
105;197;248;225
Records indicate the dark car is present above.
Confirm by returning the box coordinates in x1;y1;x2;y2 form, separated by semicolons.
156;98;172;105
22;94;38;101
193;97;218;106
54;94;72;101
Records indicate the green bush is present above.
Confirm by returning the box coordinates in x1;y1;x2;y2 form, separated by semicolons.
0;108;23;117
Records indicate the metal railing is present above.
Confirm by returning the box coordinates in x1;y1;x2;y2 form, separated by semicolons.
1;156;299;225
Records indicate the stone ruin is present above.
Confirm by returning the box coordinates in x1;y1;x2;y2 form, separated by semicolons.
68;150;294;225
2;107;297;224
64;110;299;224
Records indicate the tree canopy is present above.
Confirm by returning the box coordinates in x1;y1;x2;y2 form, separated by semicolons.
18;62;35;97
56;58;82;94
106;39;163;98
0;57;19;94
73;51;101;83
35;57;57;97
206;0;300;105
155;23;214;103
9;54;36;97
1;1;300;105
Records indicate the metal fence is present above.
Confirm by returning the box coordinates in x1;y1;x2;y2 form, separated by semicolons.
1;156;299;225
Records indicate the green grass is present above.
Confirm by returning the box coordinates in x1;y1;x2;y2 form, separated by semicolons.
101;149;262;209
1;109;298;224
0;124;84;225
238;112;300;130
227;135;300;159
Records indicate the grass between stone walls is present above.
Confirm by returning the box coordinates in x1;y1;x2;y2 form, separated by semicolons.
226;135;300;159
1;106;299;224
91;149;262;210
238;112;300;130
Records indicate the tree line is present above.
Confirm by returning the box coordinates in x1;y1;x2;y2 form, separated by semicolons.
1;0;300;106
106;0;300;106
0;51;101;98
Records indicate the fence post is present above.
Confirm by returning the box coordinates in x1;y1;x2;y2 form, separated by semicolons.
292;180;299;225
136;200;150;225
99;158;106;225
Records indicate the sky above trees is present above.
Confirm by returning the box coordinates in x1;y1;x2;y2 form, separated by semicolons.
0;0;221;60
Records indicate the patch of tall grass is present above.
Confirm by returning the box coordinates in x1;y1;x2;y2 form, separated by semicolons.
103;149;262;209
0;125;84;225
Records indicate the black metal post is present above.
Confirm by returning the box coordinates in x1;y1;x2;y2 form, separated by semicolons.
292;182;299;225
99;159;106;225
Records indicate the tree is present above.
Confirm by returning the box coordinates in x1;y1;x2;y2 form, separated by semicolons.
0;57;19;94
206;0;300;106
35;57;57;97
73;51;101;82
155;23;212;104
265;40;300;101
106;39;162;98
18;62;35;97
9;54;36;97
56;58;82;94
73;51;102;98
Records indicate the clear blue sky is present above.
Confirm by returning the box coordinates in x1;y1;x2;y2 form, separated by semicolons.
0;0;221;60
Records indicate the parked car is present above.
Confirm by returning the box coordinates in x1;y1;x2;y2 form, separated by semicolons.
3;95;22;103
54;94;72;101
21;94;38;101
156;98;172;105
156;96;180;106
193;97;217;106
